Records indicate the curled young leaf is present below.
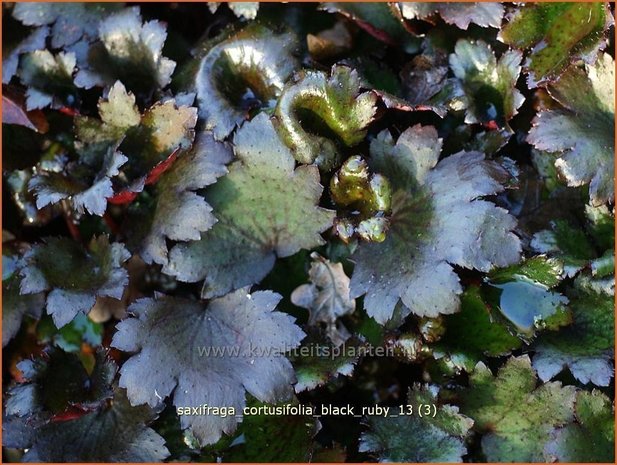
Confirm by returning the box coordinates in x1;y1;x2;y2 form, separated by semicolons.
350;125;521;324
399;2;504;29
126;132;232;265
527;53;614;206
360;384;474;462
195;24;299;140
165;113;334;298
499;2;613;86
74;7;176;94
19;236;130;328
449;39;524;128
3;387;169;462
274;65;378;170
112;289;305;446
458;355;577;462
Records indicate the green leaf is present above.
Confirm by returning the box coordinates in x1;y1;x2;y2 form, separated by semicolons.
499;2;612;86
3;387;170;462
531;220;597;277
19;236;130;328
126;131;232;265
12;2;122;49
18;50;76;110
291;332;365;392
449;39;524;128
458;355;576;462
6;348;115;418
274;65;378;169
291;253;355;345
194;24;299;140
112;289;305;446
36;313;103;352
435;285;521;367
74;7;176;94
487;257;571;337
528;53;615;206
359;384;474;462
399;2;504;29
350;125;521;324
544;389;614;462
165;113;335;298
532;274;614;386
225;399;319;462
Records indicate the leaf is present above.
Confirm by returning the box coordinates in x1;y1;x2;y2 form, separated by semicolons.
6;348;115;418
2;26;48;84
66;81;197;208
165;113;334;299
349;125;521;324
2;88;49;133
527;53;615;206
359;384;474;462
307;21;354;61
208;2;260;20
19;236;130;328
487;257;571;337
194;24;299;140
125;131;232;265
29;149;128;216
544;389;614;462
36;313;103;352
531;220;597;277
18;50;76;110
399;2;504;29
449;39;524;128
111;289;305;446
74;7;176;94
291;332;365;392
458;355;576;462
532;274;615;386
225;399;320;462
434;285;521;369
3;387;170;462
291;253;355;344
275;65;377;170
499;2;613;86
320;3;420;53
2;254;44;347
12;2;122;49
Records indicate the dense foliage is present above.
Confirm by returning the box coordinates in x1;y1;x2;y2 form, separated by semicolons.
2;2;615;463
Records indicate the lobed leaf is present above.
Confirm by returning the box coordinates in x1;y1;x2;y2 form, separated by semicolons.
527;53;615;206
359;384;474;462
19;236;130;328
350;125;521;324
112;289;305;445
165;113;334;298
399;2;504;30
458;355;577;462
